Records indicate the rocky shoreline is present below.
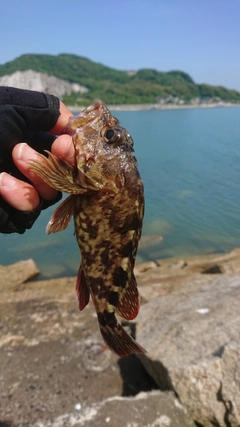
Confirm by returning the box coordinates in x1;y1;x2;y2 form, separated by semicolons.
68;101;240;113
1;249;240;426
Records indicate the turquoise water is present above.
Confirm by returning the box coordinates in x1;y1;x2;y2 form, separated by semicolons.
1;106;240;278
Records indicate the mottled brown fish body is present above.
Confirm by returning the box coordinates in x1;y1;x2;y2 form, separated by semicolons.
30;101;146;357
75;172;144;356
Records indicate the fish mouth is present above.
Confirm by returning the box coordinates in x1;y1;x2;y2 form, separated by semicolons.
65;101;108;135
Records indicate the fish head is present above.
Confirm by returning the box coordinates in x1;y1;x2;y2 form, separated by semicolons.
66;101;137;192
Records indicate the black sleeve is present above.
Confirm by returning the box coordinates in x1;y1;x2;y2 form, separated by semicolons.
0;197;44;234
0;86;62;234
0;86;60;162
0;193;62;234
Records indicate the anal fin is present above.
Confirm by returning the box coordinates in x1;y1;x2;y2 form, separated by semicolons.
76;266;90;310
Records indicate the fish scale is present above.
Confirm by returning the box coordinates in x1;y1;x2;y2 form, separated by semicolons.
30;101;145;357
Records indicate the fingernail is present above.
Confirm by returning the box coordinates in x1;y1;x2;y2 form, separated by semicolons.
16;142;33;161
17;142;25;160
0;172;16;188
64;137;75;160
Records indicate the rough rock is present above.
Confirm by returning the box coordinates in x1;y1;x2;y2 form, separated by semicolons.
138;234;163;249
19;390;196;427
3;249;240;426
156;248;240;276
137;274;240;427
0;70;88;99
0;259;39;290
0;275;158;425
134;261;158;276
137;248;240;302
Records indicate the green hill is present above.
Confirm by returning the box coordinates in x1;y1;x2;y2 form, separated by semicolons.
0;53;240;105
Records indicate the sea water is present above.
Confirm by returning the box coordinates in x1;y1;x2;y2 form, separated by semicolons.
1;106;240;278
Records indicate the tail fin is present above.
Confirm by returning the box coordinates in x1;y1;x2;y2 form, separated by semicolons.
97;310;146;358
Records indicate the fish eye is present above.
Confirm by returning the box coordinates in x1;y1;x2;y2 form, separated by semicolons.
104;128;123;145
105;129;115;140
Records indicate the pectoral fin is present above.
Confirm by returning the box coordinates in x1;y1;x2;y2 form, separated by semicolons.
46;195;75;234
30;151;100;194
30;151;82;194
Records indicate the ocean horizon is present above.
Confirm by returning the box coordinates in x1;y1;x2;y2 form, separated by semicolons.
1;106;240;278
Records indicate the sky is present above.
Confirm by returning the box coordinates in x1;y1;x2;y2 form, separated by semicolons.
1;0;240;90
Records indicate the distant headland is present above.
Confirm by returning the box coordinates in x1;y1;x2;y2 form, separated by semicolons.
0;53;240;108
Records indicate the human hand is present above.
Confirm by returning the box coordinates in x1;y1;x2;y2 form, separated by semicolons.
0;102;74;211
0;88;75;233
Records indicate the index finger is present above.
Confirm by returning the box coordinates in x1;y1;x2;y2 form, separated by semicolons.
12;143;58;201
51;134;75;166
50;102;73;135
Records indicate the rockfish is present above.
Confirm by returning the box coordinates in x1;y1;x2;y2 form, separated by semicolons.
30;101;145;357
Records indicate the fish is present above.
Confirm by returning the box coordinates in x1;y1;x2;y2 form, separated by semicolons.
30;101;146;357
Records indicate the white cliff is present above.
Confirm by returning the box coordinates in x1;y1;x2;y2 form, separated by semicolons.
0;69;88;99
